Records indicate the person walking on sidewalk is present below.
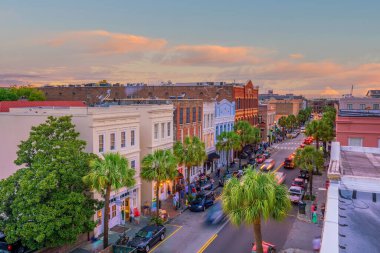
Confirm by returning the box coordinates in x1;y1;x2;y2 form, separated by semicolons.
321;203;326;219
312;236;321;252
173;194;178;210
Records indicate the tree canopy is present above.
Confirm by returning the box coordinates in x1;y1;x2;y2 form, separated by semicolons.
0;116;97;250
0;87;45;101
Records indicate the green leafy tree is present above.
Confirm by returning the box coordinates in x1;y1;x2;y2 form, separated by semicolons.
83;153;136;249
294;146;324;198
305;120;321;150
0;116;98;250
173;136;206;184
0;88;19;101
319;118;334;154
234;121;259;166
286;114;297;132
222;169;291;253
297;110;307;126
141;149;178;220
216;131;240;171
278;116;287;138
11;87;46;101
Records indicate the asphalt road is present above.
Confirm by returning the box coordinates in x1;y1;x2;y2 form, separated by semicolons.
203;134;305;253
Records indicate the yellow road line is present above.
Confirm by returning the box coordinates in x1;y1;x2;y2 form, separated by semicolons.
150;225;183;252
197;233;218;253
273;162;284;173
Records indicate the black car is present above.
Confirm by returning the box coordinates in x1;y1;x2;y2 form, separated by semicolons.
239;152;249;159
128;225;166;252
189;191;215;212
0;232;27;253
218;172;232;187
196;179;213;191
299;170;310;180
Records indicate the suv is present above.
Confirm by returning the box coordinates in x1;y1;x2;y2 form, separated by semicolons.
288;186;304;204
283;157;295;169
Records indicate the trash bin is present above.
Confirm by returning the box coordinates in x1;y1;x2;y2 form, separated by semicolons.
298;202;306;214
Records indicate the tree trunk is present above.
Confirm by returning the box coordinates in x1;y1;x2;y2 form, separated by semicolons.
315;137;320;150
309;171;313;200
239;145;242;170
156;180;160;220
103;184;111;249
323;141;327;155
187;166;191;185
226;149;229;172
253;219;263;253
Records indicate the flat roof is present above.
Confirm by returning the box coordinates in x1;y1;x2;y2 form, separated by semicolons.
338;190;380;253
341;150;380;177
338;109;380;117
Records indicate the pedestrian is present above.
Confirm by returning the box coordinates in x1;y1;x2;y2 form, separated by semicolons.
133;207;140;225
321;203;326;219
142;201;150;216
312;211;318;224
312;236;321;252
129;207;134;224
172;194;178;210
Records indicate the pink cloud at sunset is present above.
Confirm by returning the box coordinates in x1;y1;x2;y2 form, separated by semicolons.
321;86;340;96
289;53;304;59
47;30;167;55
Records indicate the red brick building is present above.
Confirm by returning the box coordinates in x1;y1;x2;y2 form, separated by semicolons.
39;80;259;125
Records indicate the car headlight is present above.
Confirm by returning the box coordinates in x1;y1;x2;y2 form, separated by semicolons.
198;205;203;208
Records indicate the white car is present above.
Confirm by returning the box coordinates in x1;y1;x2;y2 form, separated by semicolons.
300;127;306;133
288;186;304;203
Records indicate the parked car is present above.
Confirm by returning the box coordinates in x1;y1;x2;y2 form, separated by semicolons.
0;232;27;253
283;157;295;169
128;225;166;252
196;179;213;191
292;177;306;189
260;159;275;171
239;152;249;159
219;172;233;187
263;151;271;159
247;158;257;167
275;172;286;184
256;154;266;164
288;186;304;204
252;241;276;253
299;170;310;180
189;191;215;212
205;202;226;225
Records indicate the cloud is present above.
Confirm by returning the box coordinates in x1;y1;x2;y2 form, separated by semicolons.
47;30;167;55
321;86;340;96
160;45;272;66
289;53;304;59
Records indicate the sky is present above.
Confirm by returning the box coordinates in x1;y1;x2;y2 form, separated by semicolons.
1;0;380;97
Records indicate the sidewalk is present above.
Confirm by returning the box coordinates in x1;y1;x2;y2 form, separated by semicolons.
282;166;328;252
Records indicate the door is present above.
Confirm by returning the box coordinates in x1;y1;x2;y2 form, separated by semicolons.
121;198;130;221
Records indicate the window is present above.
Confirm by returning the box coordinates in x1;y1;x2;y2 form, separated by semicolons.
360;104;365;110
131;130;135;146
204;115;206;128
161;123;165;138
373;104;379;110
192;107;196;122
348;137;363;147
110;133;115;150
174;109;177;124
186;107;190;123
131;160;136;169
167;122;171;137
207;114;210;128
98;135;104;152
179;108;183;124
154;124;159;139
198;107;202;122
121;131;126;148
111;205;116;218
347;104;353;110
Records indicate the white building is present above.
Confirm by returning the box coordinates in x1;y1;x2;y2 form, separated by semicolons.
0;106;142;237
202;102;216;174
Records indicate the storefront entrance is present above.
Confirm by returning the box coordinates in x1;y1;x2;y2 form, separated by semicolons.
121;198;130;222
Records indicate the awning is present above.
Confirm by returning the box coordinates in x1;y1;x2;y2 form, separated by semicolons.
208;152;220;160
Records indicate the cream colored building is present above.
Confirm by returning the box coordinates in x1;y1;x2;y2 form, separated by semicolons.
268;98;304;121
202;102;216;174
0;106;141;237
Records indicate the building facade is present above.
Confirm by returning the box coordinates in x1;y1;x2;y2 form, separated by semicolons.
268;99;304;121
339;97;380;110
202;102;216;173
0;106;142;237
366;90;380;98
336;110;380;148
258;103;276;142
308;99;338;113
214;99;236;168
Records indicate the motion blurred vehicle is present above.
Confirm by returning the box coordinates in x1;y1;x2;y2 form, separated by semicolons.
300;126;306;133
274;172;286;184
260;159;275;171
283;157;295;169
128;225;166;252
218;172;232;187
252;241;276;253
292;177;306;189
288;186;304;204
205;202;226;225
303;137;314;145
0;232;27;253
189;191;215;212
256;154;266;164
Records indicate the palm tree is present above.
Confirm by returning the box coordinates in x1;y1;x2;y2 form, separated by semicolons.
305;120;321;150
294;146;324;199
222;169;291;253
278;116;287;139
319;118;334;155
216;131;240;172
173;136;206;184
234;121;258;167
141;149;178;220
286;114;297;132
83;153;136;249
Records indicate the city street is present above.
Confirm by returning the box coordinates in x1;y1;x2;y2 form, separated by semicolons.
152;134;305;253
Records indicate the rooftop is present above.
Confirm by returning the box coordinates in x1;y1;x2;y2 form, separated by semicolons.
0;100;86;112
338;109;380;117
341;150;380;177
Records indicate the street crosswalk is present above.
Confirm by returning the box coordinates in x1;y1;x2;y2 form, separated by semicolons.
272;141;304;150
